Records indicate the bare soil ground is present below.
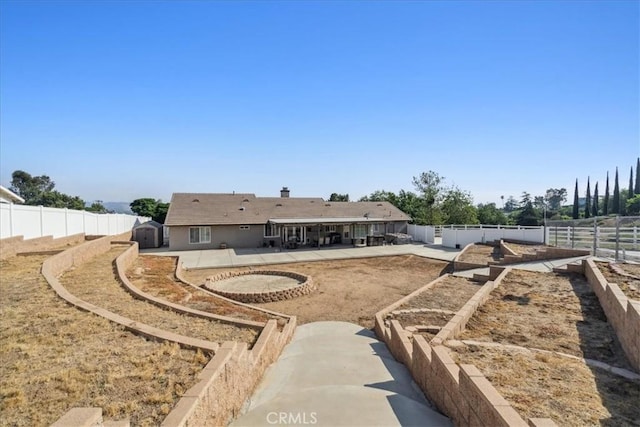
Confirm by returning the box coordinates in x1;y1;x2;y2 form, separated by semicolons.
503;242;547;255
127;256;275;323
596;261;640;301
60;245;258;345
185;255;450;329
386;276;483;341
449;269;639;425
0;254;209;427
456;244;501;264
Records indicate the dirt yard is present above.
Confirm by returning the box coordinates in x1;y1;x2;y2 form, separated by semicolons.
456;244;501;264
0;253;209;427
596;261;640;301
184;255;450;329
386;276;484;341
60;245;258;345
503;242;547;255
127;256;279;323
449;269;639;425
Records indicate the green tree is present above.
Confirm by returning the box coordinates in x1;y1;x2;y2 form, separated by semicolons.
517;201;540;226
572;180;579;219
38;191;85;210
627;194;640;215
603;172;610;215
503;196;518;213
10;170;55;204
130;198;169;223
440;188;478;224
636;158;640;196
544;188;567;212
359;190;397;204
628;166;634;207
328;193;349;202
412;171;445;224
612;168;620;214
592;182;599;217
86;200;112;214
477;203;508;224
584;178;591;219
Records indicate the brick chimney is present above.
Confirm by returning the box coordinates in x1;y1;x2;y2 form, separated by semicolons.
280;187;290;198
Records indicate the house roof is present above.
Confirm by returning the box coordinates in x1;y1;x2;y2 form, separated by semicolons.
0;185;25;204
164;193;410;226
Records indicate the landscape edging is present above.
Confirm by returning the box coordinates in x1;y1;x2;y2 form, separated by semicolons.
0;233;86;260
161;317;297;427
203;270;316;303
115;243;265;329
584;258;640;372
374;268;557;426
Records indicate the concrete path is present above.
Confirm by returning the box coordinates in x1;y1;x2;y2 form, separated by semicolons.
231;321;451;427
142;243;460;269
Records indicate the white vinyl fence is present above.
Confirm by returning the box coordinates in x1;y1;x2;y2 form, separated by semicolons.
0;203;150;240
441;224;544;248
407;224;435;244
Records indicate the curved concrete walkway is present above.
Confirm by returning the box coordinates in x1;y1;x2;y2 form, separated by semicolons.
232;321;451;427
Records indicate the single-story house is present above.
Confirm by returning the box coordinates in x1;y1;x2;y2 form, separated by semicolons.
164;187;410;251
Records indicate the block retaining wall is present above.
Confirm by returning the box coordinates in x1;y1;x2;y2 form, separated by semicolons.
0;233;85;260
204;270;316;303
48;235;297;426
498;241;590;265
175;262;291;320
583;258;640;372
453;242;491;272
375;268;556;426
161;318;297;427
41;233;219;353
115;244;265;329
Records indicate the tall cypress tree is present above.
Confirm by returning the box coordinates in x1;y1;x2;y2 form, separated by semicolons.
585;178;591;219
604;172;610;215
629;166;634;199
572;179;580;219
592;182;599;217
635;158;640;195
612;168;620;214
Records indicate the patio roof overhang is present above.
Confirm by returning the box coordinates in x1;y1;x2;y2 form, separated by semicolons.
268;217;389;225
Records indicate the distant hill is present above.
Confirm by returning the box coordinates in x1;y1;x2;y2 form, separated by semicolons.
103;202;133;214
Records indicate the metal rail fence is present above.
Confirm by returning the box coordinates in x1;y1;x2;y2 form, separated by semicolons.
545;216;640;262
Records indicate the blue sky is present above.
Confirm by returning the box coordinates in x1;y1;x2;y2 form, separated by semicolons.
1;0;638;205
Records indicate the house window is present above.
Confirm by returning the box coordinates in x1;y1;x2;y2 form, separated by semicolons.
264;223;280;237
239;225;250;230
325;225;336;232
189;227;211;244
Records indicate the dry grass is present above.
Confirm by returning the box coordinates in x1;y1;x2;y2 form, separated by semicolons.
386;276;483;339
127;255;276;323
450;269;638;425
185;255;449;329
60;245;258;345
0;254;210;427
596;261;640;301
457;244;501;264
450;345;640;426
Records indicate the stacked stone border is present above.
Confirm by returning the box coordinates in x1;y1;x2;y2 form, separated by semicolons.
42;234;297;426
0;233;86;260
115;242;266;329
374;268;557;427
203;270;315;303
580;258;640;372
453;240;590;272
453;242;498;272
497;240;590;265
